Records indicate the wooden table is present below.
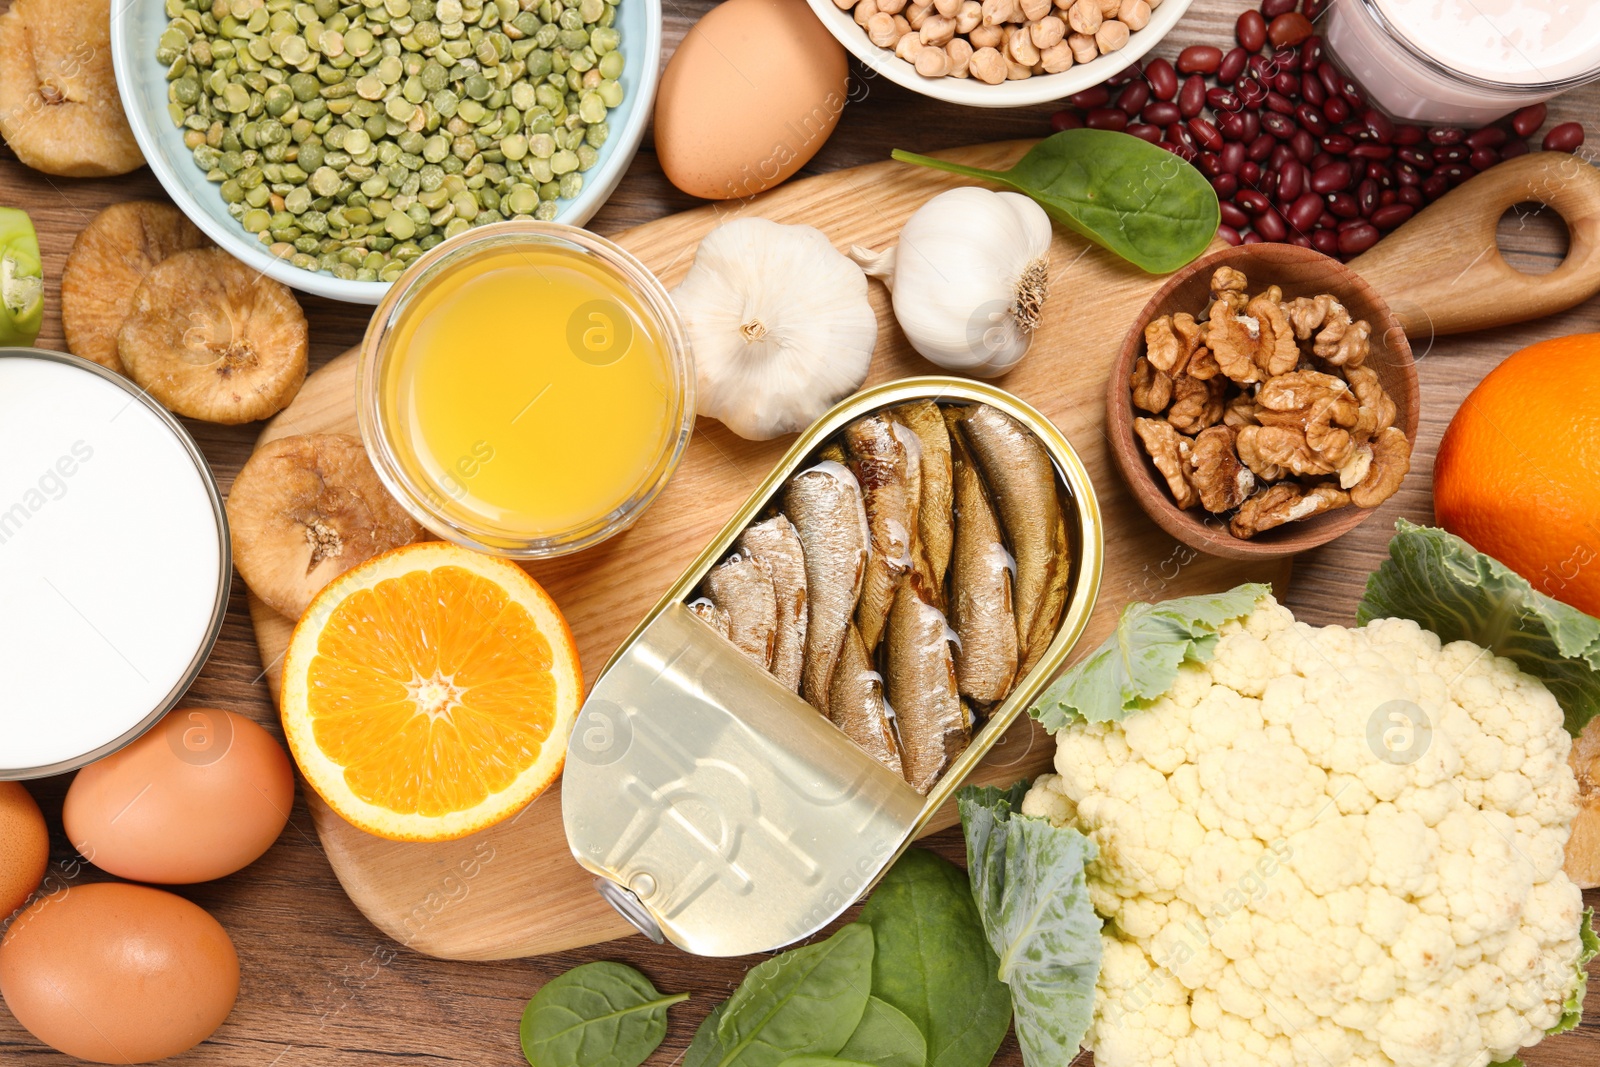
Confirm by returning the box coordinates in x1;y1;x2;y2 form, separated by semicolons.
2;1;1596;1064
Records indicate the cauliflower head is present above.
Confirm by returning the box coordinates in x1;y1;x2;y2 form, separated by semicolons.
1024;596;1587;1067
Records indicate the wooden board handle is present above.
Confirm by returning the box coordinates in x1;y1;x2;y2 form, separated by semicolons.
1349;151;1600;338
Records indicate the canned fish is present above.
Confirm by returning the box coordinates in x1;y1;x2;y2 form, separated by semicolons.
562;378;1103;956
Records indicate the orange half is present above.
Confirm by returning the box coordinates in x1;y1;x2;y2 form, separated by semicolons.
280;542;582;841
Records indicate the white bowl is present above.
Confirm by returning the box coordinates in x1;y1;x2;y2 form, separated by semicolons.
111;0;662;305
804;0;1195;108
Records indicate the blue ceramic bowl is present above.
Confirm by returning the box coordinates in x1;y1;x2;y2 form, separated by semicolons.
111;0;662;305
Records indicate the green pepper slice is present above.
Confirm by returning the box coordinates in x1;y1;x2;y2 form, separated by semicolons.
0;208;44;347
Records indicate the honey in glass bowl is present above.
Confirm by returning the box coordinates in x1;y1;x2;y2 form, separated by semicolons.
359;222;694;559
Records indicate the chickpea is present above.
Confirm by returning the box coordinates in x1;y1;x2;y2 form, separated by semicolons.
893;14;912;34
1067;30;1098;62
1040;38;1074;71
906;1;932;27
1095;17;1129;51
1029;14;1065;48
1006;55;1033;78
946;36;973;76
1066;0;1101;34
854;0;879;27
969;44;1007;83
955;0;982;32
895;29;926;59
968;21;1003;46
867;10;900;46
932;0;962;15
831;0;852;10
921;13;956;43
1096;0;1119;15
1007;25;1040;64
1118;0;1149;29
980;0;1014;24
1019;0;1051;21
915;45;952;75
877;0;908;12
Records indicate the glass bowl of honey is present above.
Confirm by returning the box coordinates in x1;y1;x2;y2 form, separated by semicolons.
358;222;694;559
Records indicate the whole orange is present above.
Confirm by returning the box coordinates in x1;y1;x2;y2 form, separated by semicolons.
1435;333;1600;616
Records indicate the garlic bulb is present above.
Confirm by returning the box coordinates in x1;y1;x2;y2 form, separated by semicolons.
673;218;878;442
850;187;1052;378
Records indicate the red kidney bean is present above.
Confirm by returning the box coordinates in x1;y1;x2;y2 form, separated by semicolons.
1379;189;1397;207
1167;122;1195;149
1317;210;1338;228
1327;191;1359;218
1427;126;1464;145
1324;96;1351;124
1218;112;1248;141
1212;172;1239;197
1511;103;1548;138
1309;161;1351;192
1303;0;1328;18
1544;122;1585;152
1277;159;1306;200
1107;66;1140;87
1393;162;1421;186
1262;0;1298;16
1433;144;1471;164
1239;111;1261;141
1392;125;1424;146
1351;143;1393;161
1440;163;1474;185
1219;201;1250;228
1177;46;1224;74
1258;170;1281;199
1126;123;1162;144
1208;87;1240;112
1397;146;1433;168
1294;104;1328;137
1142;101;1182;125
1179;75;1207;117
1050;111;1083;132
1268;143;1296;172
1421;174;1448;197
1366;161;1391;183
1301;67;1327;106
1266;91;1296;115
1218;47;1248;85
1268;12;1314;48
1317;64;1343;99
1285;192;1323;232
1199;152;1225;177
1248;133;1277;161
1220;140;1246;173
1321;134;1355;155
1237;9;1267;51
1371;204;1414;230
1086;108;1129;131
1311;229;1339;255
1116;80;1151;116
1309;150;1335;171
1464;147;1497;170
1243;232;1263;244
1397;185;1424;207
1161;140;1198;161
1068;87;1109;110
1277;47;1303;72
1241;161;1262;185
1218;225;1243;246
1146;58;1178;101
1291;234;1313;249
1189;117;1224;151
1236;188;1271;213
1338;223;1380;255
1361;109;1394;143
1255;209;1289;241
1274;73;1301;96
1356;178;1379;215
1301;35;1323;71
1238;78;1267;108
1260;111;1296;139
1290;129;1317;162
1465;126;1506;150
1502;139;1531;160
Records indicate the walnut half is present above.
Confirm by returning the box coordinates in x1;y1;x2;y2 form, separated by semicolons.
1134;417;1198;509
1229;483;1350;539
1189;426;1255;513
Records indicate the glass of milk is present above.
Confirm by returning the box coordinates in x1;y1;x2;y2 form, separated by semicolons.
1323;0;1600;126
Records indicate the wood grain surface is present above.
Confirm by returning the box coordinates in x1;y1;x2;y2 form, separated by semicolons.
3;0;1598;1065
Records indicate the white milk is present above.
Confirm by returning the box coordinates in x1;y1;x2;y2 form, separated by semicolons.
1326;0;1600;124
0;354;225;776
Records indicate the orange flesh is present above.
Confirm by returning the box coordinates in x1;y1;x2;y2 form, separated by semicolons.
305;565;556;816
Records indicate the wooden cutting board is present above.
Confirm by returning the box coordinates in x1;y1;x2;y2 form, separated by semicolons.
247;142;1600;960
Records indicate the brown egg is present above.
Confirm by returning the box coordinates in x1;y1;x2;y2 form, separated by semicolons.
0;882;239;1063
0;782;48;918
64;708;294;884
654;0;849;199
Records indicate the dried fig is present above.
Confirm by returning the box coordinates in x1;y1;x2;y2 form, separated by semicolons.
118;249;308;425
227;434;424;620
61;203;210;374
0;0;142;177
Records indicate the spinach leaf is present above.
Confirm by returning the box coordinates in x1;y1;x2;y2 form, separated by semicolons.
519;961;688;1067
892;130;1220;274
694;924;876;1067
780;1059;874;1067
857;849;1011;1067
1360;520;1600;737
960;783;1103;1067
836;997;926;1067
1031;583;1269;732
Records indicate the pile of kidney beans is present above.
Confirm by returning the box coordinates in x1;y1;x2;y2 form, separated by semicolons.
1049;0;1587;259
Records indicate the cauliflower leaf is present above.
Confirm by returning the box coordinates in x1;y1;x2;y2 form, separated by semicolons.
1359;520;1600;738
1030;583;1270;731
959;783;1103;1067
1551;907;1598;1037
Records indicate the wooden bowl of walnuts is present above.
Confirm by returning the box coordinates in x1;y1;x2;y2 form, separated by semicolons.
1106;244;1420;561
